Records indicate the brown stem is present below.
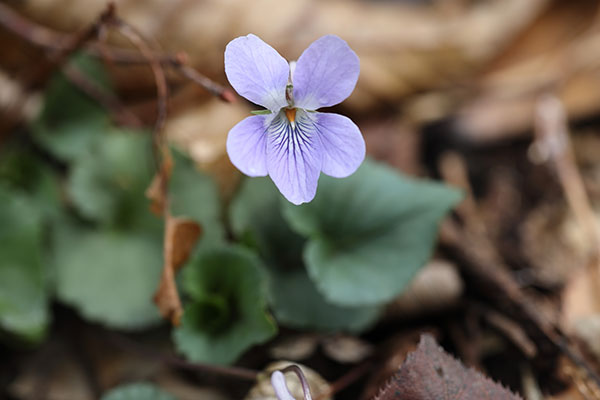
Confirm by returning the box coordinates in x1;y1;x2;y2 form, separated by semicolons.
0;2;66;49
0;3;234;101
317;361;373;400
0;3;115;144
23;3;116;90
170;53;236;102
62;64;142;128
107;15;169;169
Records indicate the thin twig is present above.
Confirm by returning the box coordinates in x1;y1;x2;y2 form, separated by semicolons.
438;144;600;392
106;11;191;327
0;3;115;144
475;302;537;359
170;53;236;102
107;15;169;165
62;64;143;127
0;2;65;49
23;3;116;90
0;2;234;101
316;360;373;400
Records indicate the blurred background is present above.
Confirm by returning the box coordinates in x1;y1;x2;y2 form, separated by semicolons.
2;0;600;399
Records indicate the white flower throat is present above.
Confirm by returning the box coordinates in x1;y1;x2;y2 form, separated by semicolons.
285;60;297;128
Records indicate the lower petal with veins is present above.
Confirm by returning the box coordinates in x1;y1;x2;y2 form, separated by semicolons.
266;110;323;205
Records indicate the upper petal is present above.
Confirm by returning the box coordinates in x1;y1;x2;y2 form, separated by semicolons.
313;112;365;178
227;115;270;177
267;110;323;205
225;34;289;111
292;35;359;110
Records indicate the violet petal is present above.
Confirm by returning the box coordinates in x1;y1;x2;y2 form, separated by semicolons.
292;35;359;110
226;115;270;177
225;34;289;111
314;112;365;178
266;110;323;205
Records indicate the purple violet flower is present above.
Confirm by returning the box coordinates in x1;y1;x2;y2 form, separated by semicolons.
225;34;365;205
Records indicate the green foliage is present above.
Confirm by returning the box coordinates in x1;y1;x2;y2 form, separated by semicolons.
169;150;225;247
173;245;277;365
67;130;159;231
32;54;111;161
30;57;159;330
53;125;166;330
101;383;177;400
268;266;381;333
230;177;305;267
53;224;163;330
0;142;62;220
230;177;381;332
0;186;49;342
282;159;463;306
28;53;225;333
52;141;224;331
0;52;230;343
1;48;462;361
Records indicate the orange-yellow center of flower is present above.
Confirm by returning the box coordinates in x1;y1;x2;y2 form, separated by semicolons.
285;107;296;124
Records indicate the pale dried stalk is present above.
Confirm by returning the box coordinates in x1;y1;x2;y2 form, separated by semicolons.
532;94;600;271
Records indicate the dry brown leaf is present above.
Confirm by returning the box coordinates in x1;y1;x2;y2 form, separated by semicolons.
166;217;202;271
361;330;432;400
153;216;202;326
14;0;549;112
456;0;600;142
145;172;165;216
145;148;173;216
164;99;247;198
374;334;522;400
165;99;247;166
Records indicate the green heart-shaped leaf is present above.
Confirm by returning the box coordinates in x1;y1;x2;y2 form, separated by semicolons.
230;177;381;332
173;245;276;365
0;186;49;342
282;159;462;306
53;224;163;330
32;54;111;162
169;150;225;248
67;131;160;232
